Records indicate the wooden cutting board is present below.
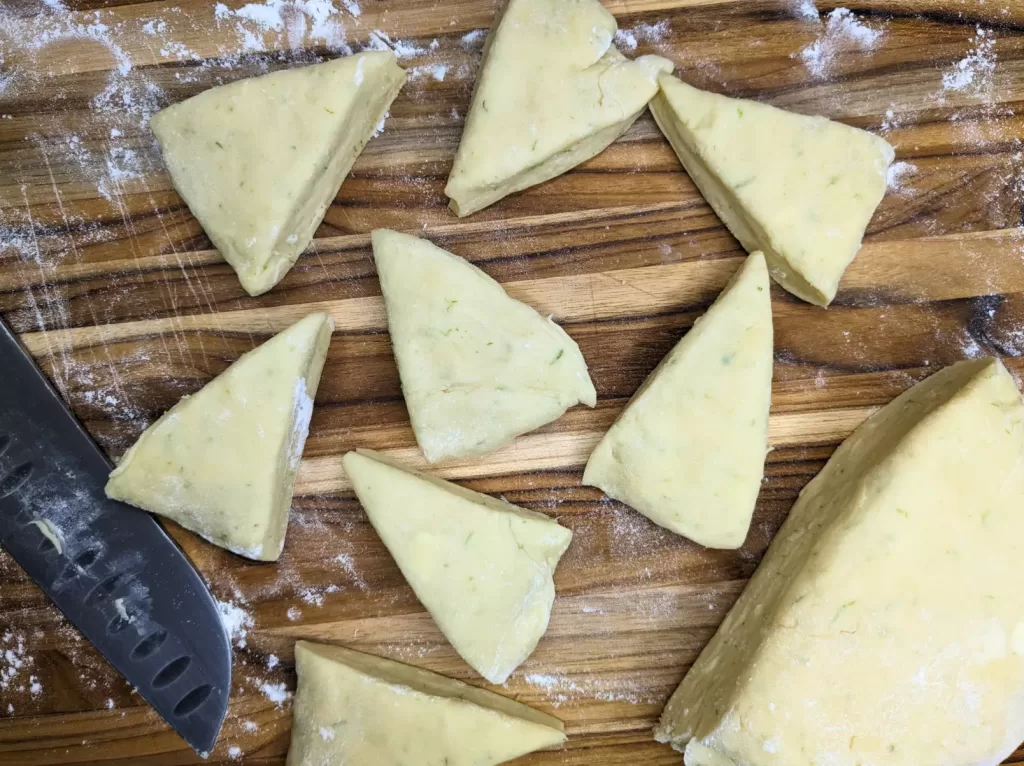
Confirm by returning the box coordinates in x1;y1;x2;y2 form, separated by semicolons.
2;0;1024;763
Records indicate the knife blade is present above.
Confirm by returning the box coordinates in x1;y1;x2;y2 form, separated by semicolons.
0;318;231;756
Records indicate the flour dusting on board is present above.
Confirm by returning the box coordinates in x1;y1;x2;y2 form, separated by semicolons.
941;26;996;96
522;670;660;706
798;8;885;79
792;0;820;21
614;20;671;53
217;599;255;648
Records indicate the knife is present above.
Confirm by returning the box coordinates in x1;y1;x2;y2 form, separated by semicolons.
0;318;231;756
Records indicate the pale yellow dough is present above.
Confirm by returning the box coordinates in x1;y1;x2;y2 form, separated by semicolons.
658;357;1024;766
371;229;596;463
650;74;894;306
445;0;672;216
342;449;572;684
151;52;406;296
105;313;334;561
584;252;772;549
287;641;565;766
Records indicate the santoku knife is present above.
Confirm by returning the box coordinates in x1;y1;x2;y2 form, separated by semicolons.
0;317;231;755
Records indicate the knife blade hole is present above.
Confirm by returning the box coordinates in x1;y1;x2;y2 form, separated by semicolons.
173;684;212;716
74;549;99;569
107;609;135;634
132;630;167;660
152;656;191;688
0;435;10;458
0;463;33;499
84;572;132;607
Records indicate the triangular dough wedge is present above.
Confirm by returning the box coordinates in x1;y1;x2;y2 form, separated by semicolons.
658;358;1024;766
445;0;672;216
650;74;894;306
371;229;596;463
342;449;572;683
105;313;334;561
287;641;566;766
151;53;406;296
584;252;773;549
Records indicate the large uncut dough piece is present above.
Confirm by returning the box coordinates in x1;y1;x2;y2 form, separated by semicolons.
584;252;772;549
444;0;672;216
106;313;334;561
371;229;596;463
342;449;572;684
151;53;406;296
287;641;565;766
658;357;1024;766
650;74;894;306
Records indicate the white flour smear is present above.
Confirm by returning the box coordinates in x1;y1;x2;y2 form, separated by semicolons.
941;26;996;96
213;0;358;54
792;0;820;21
614;20;671;53
217;599;255;648
799;8;885;79
886;161;918;195
0;633;34;693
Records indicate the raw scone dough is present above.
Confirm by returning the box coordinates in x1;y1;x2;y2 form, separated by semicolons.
343;449;572;684
444;0;672;216
151;52;406;296
658;357;1024;765
584;252;772;549
105;313;334;561
287;641;566;766
650;73;894;306
371;229;596;463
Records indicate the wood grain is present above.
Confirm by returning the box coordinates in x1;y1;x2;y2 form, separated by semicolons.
3;0;1024;763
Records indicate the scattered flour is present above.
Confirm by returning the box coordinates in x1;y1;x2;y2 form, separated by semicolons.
522;670;659;707
227;745;242;759
319;726;336;740
941;26;996;95
335;553;368;590
366;29;438;59
460;28;486;49
213;0;355;53
242;720;258;732
410;63;448;81
287;606;303;621
613;20;671;52
259;680;292;707
886;161;917;194
217;599;255;649
793;0;820;20
0;633;34;693
267;654;280;670
799;8;885;79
